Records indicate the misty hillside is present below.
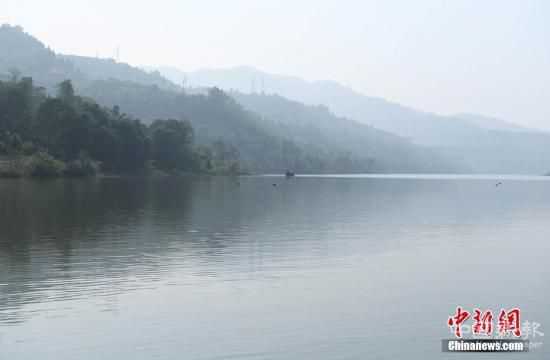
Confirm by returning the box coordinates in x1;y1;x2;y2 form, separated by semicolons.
0;24;175;92
4;24;549;174
62;54;178;91
81;80;453;173
0;24;85;87
0;24;454;174
81;79;362;173
168;66;535;145
229;92;453;173
159;66;550;174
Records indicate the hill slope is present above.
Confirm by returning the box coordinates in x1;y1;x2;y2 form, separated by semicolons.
159;66;550;174
229;92;453;173
0;24;175;92
0;25;454;173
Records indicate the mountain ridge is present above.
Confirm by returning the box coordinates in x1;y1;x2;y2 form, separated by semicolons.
0;24;453;174
3;24;549;174
158;65;534;142
154;65;550;174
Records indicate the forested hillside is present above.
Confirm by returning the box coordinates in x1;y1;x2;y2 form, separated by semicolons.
230;92;454;173
168;66;550;174
0;77;238;176
0;24;461;174
81;80;384;173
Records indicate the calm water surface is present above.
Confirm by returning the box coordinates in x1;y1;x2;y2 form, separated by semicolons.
0;175;549;359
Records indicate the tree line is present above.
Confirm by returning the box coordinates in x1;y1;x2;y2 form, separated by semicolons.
0;25;386;174
0;76;240;177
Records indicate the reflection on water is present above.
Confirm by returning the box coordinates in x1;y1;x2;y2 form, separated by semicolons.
0;176;549;359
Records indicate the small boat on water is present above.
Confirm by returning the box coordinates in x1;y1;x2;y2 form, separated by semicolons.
285;170;295;177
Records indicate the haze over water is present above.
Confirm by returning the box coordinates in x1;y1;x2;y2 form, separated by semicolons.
1;175;549;359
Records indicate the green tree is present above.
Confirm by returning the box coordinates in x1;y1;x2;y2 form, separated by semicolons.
150;119;194;171
56;79;75;105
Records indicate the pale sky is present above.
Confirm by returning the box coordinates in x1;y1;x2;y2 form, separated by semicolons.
3;0;549;129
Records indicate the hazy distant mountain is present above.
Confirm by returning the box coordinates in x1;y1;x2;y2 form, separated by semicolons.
161;66;535;144
0;24;85;87
0;24;175;92
3;25;548;174
62;55;178;91
230;92;455;173
1;25;456;174
231;92;550;174
155;66;550;174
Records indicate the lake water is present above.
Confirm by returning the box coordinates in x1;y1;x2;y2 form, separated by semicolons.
0;175;549;359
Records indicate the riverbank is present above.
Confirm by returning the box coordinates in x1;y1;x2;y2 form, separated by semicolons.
0;153;98;178
0;153;245;179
